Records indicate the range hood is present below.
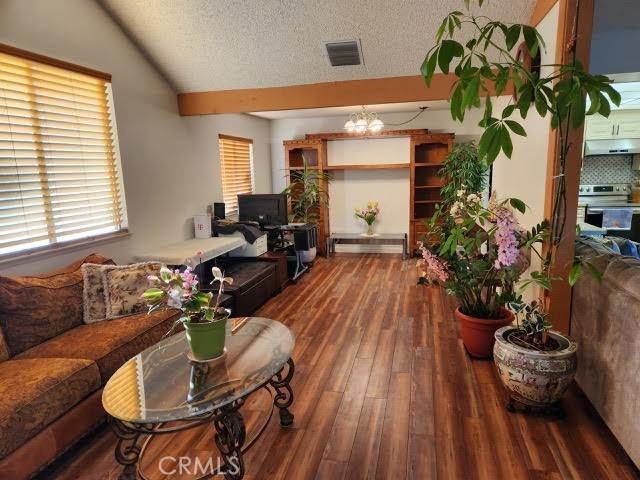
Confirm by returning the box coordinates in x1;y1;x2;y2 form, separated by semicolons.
584;139;640;156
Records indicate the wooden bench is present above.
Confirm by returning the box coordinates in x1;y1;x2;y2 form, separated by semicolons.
326;233;408;260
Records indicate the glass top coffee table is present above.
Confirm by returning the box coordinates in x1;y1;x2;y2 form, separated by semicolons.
102;317;295;480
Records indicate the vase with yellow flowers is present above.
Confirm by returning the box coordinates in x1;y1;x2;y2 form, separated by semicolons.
355;201;380;236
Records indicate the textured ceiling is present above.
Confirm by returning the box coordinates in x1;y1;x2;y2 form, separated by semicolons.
99;0;534;93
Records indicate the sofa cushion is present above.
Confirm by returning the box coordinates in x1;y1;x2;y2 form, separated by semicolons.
16;308;181;382
102;262;162;319
0;253;114;356
0;357;100;459
82;263;110;324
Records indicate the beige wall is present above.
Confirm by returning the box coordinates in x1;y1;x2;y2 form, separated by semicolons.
0;0;271;275
491;3;559;230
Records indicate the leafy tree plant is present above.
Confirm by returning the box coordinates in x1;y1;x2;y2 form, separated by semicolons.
439;142;488;207
419;0;611;341
282;156;331;224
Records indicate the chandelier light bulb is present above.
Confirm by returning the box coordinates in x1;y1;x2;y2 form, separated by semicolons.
345;106;383;134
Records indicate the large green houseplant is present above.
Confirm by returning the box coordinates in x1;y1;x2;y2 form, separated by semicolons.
281;156;331;261
418;0;617;406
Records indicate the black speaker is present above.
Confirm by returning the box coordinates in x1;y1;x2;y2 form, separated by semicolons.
213;202;225;220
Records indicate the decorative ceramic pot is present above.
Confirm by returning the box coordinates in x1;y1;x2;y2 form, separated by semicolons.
455;307;514;358
184;316;227;361
493;326;578;407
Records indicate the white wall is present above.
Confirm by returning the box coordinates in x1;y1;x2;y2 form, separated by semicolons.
0;0;271;275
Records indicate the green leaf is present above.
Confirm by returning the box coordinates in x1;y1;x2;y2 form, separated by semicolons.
568;262;582;286
482;96;493;126
501;126;513;158
502;104;516;119
438;40;463;74
435;19;447;43
517;84;532;119
509;197;526;213
450;83;464;121
505;120;526;136
142;288;164;300
478;124;499;163
586;89;601;116
571;92;587;129
421;50;439;86
598;92;612;117
534;90;548;117
505;25;521;50
522;26;539;57
601;83;621;106
462;75;481;113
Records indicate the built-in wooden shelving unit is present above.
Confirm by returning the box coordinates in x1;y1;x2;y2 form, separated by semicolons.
324;163;410;171
284;129;454;258
410;133;454;252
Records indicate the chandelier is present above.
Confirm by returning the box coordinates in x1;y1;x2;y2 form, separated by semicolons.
344;106;384;133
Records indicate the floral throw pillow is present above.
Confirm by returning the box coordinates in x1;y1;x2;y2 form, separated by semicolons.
102;262;162;319
81;263;110;324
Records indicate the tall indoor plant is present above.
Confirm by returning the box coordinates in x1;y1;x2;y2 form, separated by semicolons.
418;0;616;405
282;156;331;262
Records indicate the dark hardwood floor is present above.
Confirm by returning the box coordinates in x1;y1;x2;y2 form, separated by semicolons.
43;254;638;480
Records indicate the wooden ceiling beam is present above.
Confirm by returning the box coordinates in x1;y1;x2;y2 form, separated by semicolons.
530;0;559;26
178;74;463;116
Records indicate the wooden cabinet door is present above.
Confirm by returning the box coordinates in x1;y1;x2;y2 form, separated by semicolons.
616;111;640;138
584;114;616;140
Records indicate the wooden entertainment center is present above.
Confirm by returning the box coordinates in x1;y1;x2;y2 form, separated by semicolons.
283;129;454;256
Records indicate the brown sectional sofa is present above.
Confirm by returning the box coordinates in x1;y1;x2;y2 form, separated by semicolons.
572;238;640;468
0;254;180;479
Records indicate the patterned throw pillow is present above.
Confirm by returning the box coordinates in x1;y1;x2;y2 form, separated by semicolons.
102;262;162;319
81;263;109;324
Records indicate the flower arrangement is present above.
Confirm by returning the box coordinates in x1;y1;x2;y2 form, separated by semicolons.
355;201;380;235
143;266;233;323
418;189;548;322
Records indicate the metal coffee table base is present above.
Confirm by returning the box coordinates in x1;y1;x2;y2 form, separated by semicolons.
112;358;295;480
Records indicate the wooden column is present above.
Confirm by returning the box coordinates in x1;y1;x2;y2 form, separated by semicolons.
543;0;594;334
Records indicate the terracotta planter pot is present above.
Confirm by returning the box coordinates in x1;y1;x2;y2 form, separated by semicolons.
455;307;514;358
493;326;577;407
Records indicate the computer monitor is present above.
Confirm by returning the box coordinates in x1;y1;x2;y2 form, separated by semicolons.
238;193;289;226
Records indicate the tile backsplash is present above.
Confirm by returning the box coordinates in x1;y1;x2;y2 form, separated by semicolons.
580;154;640;185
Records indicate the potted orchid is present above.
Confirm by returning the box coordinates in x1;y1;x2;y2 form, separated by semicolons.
419;189;547;357
143;266;233;361
355;201;380;236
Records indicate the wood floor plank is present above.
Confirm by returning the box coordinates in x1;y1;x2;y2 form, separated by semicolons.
345;397;387;480
38;255;639;480
375;372;411;480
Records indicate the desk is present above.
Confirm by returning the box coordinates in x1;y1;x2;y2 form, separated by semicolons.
327;233;408;260
134;236;246;266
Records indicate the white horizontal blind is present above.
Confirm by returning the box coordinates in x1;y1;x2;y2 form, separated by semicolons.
0;51;126;256
219;135;254;217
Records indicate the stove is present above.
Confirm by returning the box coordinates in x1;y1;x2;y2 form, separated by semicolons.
578;183;631;206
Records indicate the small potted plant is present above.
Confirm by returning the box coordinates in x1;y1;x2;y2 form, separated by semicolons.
143;266;233;361
355;201;380;236
493;299;577;410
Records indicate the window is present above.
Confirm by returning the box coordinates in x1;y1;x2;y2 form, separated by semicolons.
218;134;254;217
0;45;127;258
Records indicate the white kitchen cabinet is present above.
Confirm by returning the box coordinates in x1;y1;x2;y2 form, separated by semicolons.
585;110;640;140
616;111;640;138
585;115;617;139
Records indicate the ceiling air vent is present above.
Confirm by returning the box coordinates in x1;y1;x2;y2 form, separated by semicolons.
324;40;363;67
